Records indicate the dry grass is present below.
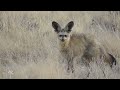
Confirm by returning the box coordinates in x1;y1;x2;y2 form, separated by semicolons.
0;11;120;79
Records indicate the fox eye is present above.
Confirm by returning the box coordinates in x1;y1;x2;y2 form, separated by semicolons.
59;35;62;37
64;35;67;37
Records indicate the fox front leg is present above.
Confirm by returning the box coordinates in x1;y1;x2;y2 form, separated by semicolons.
67;57;74;73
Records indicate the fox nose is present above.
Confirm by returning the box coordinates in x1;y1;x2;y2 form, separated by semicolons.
61;39;65;42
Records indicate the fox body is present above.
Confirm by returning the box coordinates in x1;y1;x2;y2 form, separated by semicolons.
52;21;116;73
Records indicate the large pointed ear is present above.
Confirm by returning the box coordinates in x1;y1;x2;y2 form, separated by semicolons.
52;21;61;33
65;21;74;33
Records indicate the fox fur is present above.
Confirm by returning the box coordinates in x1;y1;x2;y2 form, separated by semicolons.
52;21;116;73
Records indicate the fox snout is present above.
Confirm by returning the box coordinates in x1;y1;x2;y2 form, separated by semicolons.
61;39;65;42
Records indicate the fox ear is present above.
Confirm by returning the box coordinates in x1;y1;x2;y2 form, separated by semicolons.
65;21;74;33
52;21;61;33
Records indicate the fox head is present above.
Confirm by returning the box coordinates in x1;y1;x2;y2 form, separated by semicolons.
52;21;74;42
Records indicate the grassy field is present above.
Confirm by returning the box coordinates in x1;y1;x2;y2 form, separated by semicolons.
0;11;120;79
